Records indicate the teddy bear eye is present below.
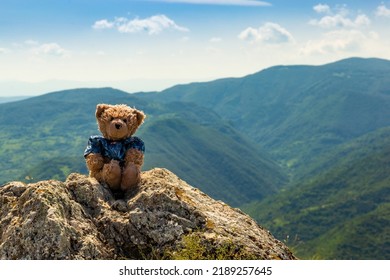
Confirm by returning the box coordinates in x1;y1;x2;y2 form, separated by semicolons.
123;118;127;123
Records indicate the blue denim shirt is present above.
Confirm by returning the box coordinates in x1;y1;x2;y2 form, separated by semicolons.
84;135;145;164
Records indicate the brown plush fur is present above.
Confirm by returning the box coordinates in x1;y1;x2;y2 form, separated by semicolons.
85;104;145;193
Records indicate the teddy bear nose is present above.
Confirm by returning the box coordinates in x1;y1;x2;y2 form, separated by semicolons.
115;123;121;129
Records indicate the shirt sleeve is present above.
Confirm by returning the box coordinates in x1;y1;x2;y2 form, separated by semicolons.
126;136;145;154
84;136;103;158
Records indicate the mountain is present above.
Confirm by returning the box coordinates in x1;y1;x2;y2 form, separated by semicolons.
242;127;390;259
0;96;30;104
0;88;286;207
0;168;296;260
1;57;389;259
138;57;390;176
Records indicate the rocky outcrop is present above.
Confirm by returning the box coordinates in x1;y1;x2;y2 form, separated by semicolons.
0;168;296;260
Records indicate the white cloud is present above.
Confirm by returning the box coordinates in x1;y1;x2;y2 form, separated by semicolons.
92;19;114;29
301;29;367;55
309;4;370;29
354;14;371;26
120;15;188;34
239;22;294;44
313;4;331;14
152;0;271;6
239;27;259;42
376;4;390;17
32;43;69;57
309;13;370;29
92;14;189;35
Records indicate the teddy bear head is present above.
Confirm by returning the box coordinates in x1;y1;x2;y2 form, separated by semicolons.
95;103;145;141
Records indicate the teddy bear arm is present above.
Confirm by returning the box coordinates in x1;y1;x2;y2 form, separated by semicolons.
85;153;104;172
124;148;144;167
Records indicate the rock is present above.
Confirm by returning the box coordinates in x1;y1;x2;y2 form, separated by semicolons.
0;168;296;260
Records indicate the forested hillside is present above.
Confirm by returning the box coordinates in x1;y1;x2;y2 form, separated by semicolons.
243;127;390;259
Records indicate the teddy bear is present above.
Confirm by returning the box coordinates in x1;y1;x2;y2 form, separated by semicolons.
84;104;145;194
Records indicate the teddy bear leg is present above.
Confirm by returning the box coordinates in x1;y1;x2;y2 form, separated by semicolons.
121;163;141;192
102;160;122;190
85;153;104;182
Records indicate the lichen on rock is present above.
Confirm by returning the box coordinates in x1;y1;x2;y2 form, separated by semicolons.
0;168;296;260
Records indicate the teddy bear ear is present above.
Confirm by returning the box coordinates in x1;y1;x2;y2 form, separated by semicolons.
133;109;146;126
96;104;111;119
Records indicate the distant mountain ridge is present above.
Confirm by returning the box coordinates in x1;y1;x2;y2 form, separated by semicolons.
0;96;30;104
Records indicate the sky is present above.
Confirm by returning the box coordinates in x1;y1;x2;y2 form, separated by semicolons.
0;0;390;96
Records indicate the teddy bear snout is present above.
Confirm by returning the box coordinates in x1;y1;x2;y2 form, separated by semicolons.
108;119;129;139
111;119;125;129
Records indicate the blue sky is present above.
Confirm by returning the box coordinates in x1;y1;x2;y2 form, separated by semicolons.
1;0;390;96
